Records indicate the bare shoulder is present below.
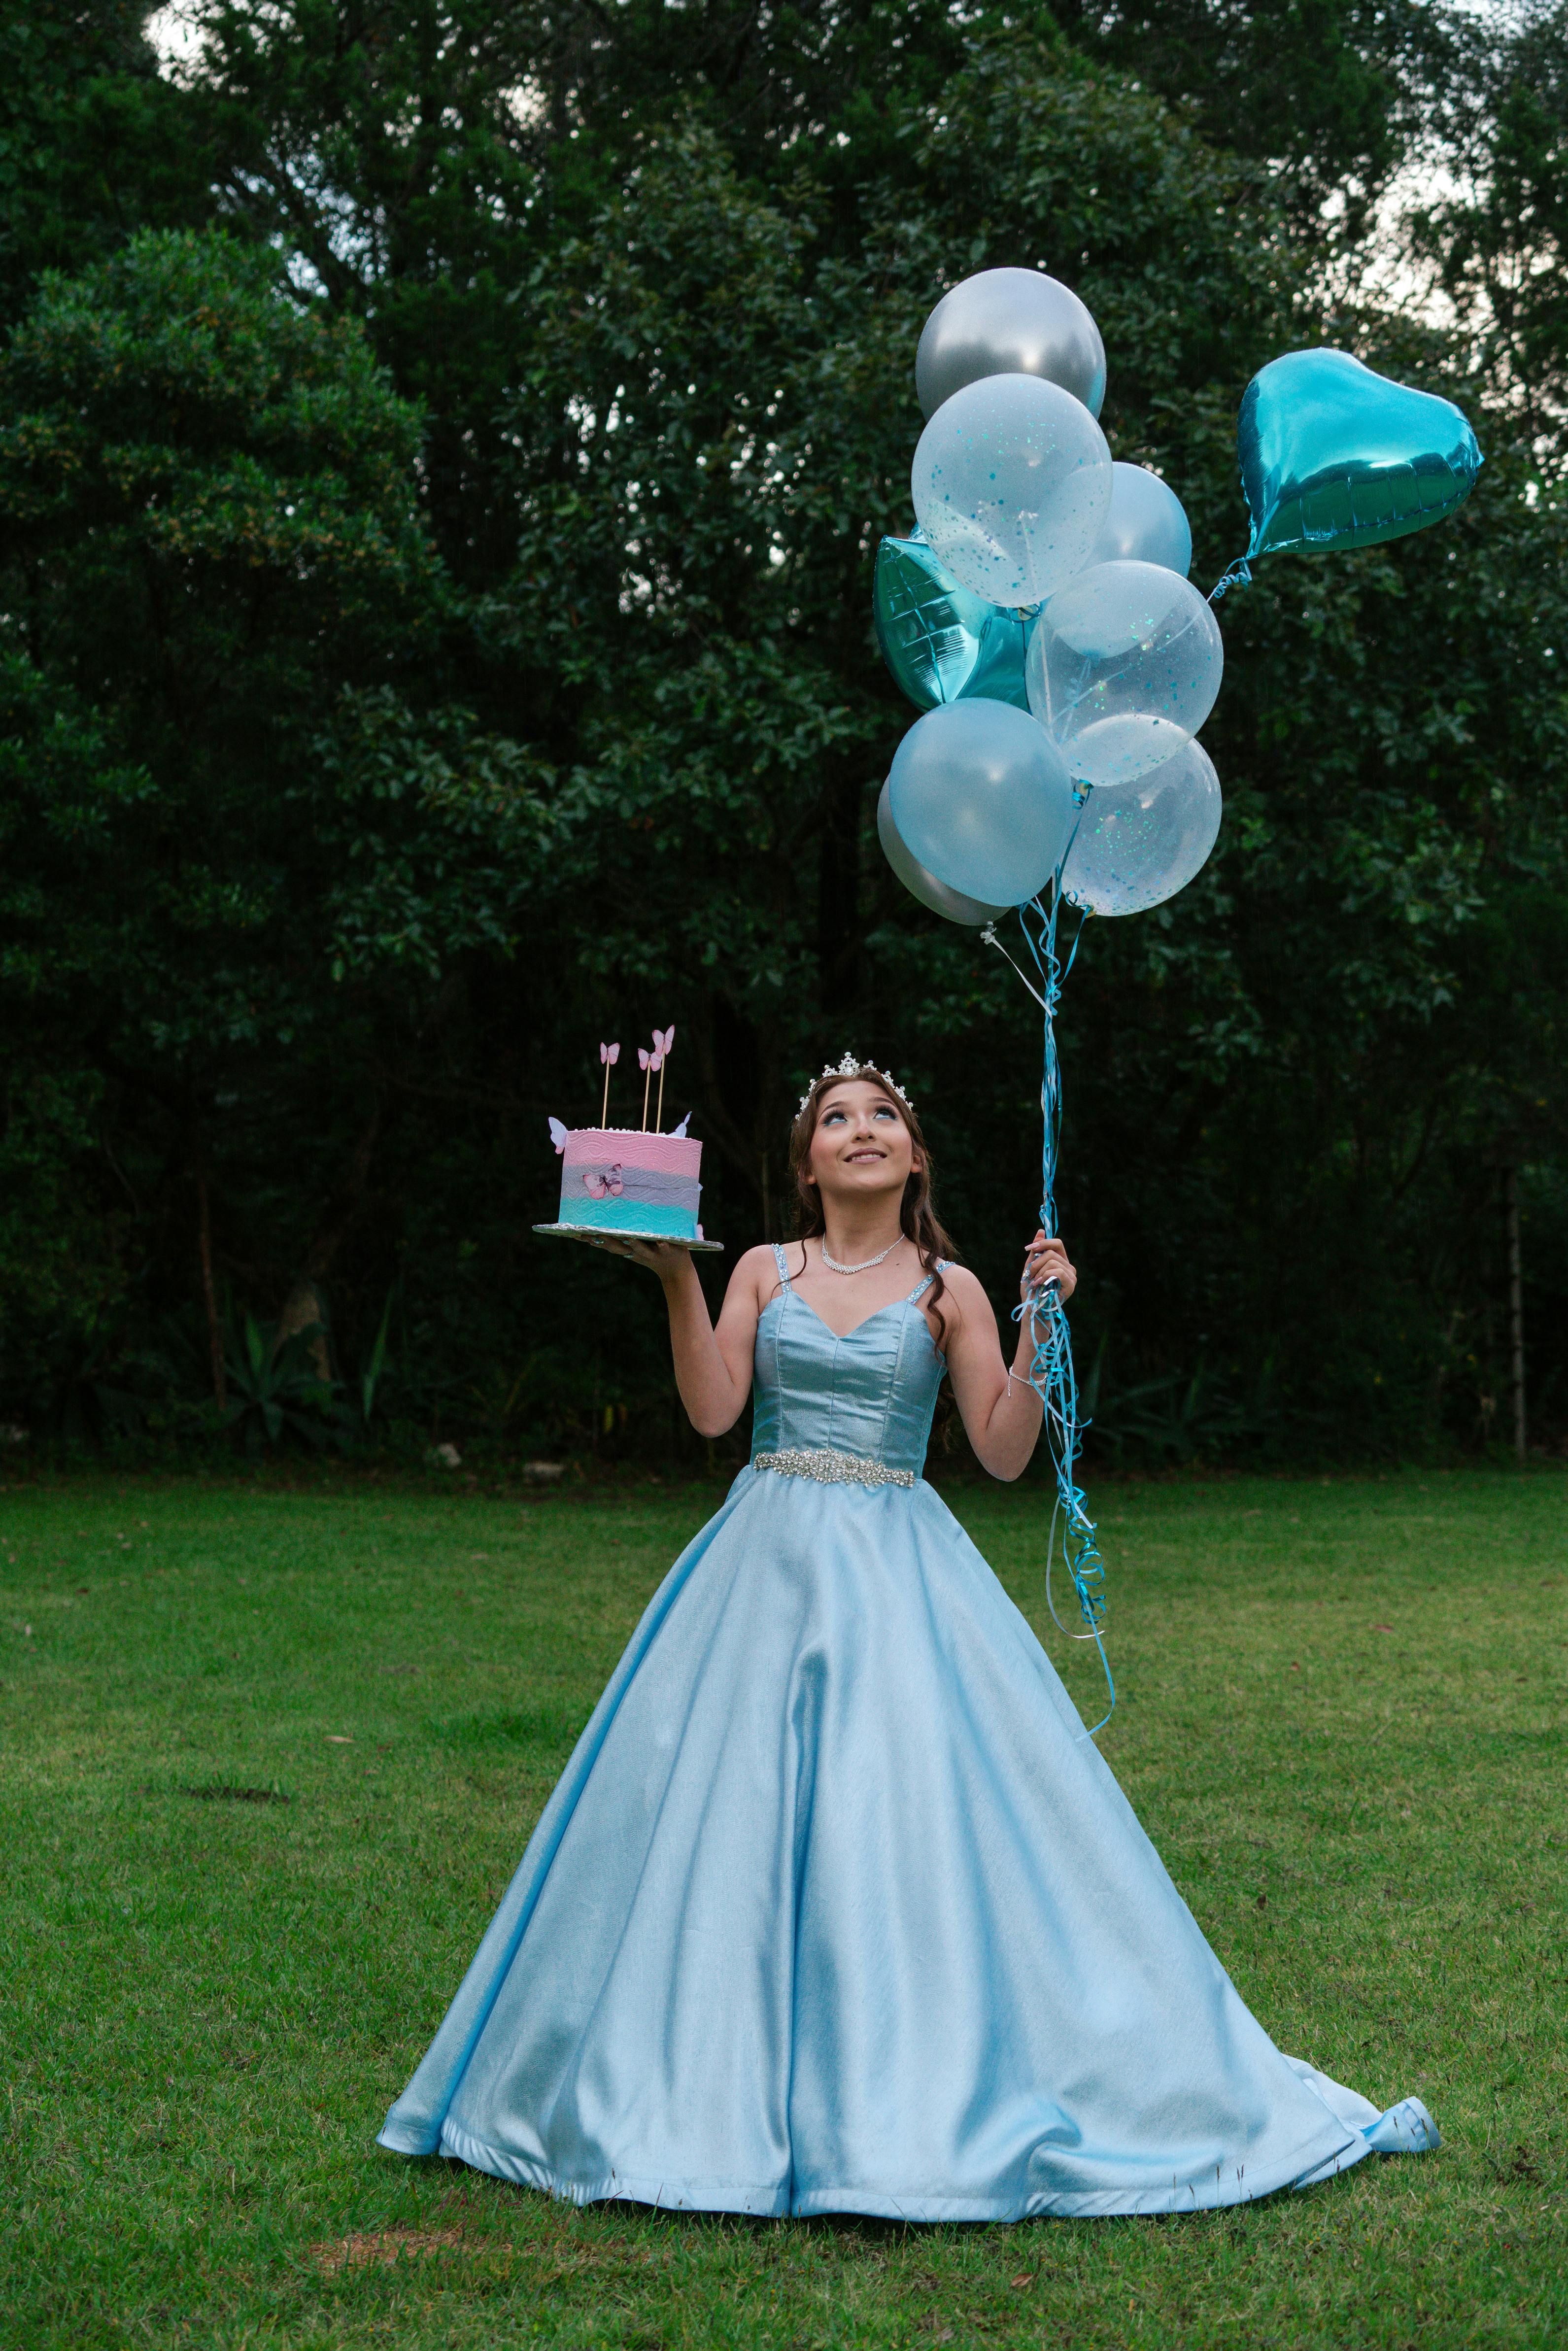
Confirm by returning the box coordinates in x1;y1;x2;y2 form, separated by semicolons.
924;1262;995;1352
727;1243;785;1312
935;1263;993;1322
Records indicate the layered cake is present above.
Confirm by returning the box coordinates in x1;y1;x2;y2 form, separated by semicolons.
535;1124;719;1250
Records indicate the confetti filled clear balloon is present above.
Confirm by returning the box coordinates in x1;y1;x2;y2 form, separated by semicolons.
1025;559;1224;785
912;374;1112;608
1055;711;1194;788
887;699;1076;908
1061;737;1223;916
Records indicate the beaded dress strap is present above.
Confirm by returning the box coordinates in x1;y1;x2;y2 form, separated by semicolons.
903;1258;954;1304
771;1241;793;1293
903;1257;951;1303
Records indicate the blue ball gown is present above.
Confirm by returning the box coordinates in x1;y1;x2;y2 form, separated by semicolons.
378;1248;1437;2218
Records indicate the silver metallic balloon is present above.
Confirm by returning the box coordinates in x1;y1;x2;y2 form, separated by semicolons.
1086;462;1193;576
877;781;1010;927
916;267;1107;421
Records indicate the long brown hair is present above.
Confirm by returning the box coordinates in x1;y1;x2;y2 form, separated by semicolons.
786;1066;958;1344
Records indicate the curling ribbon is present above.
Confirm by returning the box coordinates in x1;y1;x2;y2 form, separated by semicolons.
982;888;1115;1738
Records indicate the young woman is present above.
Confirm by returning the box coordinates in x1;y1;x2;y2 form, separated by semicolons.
379;1062;1436;2217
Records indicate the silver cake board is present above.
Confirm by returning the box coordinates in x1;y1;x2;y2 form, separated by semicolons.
534;1221;725;1254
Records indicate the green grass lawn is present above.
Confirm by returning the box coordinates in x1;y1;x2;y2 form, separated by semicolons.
3;1465;1565;2350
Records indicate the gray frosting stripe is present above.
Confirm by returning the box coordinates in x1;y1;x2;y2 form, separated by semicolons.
571;1167;702;1211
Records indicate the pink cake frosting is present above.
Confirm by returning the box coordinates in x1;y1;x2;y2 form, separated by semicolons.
561;1129;700;1177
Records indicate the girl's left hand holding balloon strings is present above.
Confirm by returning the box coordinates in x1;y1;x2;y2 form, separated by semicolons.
1021;1229;1076;1311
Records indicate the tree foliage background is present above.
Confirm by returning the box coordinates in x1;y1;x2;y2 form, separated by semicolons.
0;0;1563;1468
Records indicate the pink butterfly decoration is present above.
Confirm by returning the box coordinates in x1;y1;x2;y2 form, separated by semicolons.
599;1042;620;1066
638;1047;651;1072
583;1165;624;1200
547;1117;568;1155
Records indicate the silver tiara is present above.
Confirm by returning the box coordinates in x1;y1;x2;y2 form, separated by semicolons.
797;1052;915;1116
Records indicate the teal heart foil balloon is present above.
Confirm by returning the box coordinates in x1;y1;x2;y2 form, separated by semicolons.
873;531;1030;712
1238;349;1482;559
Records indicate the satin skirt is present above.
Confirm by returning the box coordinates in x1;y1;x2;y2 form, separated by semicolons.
378;1469;1436;2218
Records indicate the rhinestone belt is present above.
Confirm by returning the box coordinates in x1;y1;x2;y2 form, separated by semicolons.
752;1446;915;1490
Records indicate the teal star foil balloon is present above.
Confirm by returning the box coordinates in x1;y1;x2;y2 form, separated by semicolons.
872;531;1031;712
1238;349;1482;560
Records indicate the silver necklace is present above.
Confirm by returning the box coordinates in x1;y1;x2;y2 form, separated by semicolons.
820;1235;904;1276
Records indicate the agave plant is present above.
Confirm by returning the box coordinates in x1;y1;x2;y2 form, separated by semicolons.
223;1312;352;1452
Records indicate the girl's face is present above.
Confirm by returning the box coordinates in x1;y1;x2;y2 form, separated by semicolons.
807;1081;919;1207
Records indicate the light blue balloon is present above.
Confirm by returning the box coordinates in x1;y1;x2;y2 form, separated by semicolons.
1239;348;1482;559
877;782;1010;925
1087;462;1193;575
887;701;1075;908
872;532;1030;712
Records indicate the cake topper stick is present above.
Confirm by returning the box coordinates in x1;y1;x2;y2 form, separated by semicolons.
653;1025;675;1132
638;1043;654;1132
599;1041;620;1127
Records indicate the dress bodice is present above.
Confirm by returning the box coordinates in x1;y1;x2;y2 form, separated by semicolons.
749;1245;948;1478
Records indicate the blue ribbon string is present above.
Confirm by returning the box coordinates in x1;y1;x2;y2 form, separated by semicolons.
983;890;1115;1738
1208;553;1253;603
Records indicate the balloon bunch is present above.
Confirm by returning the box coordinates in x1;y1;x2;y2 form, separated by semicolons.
873;269;1485;1731
876;274;1485;928
878;269;1224;926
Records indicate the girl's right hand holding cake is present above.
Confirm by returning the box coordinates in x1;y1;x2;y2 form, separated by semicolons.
588;1235;692;1281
